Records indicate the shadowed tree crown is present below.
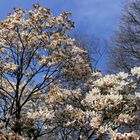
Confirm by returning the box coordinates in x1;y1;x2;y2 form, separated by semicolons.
109;0;140;73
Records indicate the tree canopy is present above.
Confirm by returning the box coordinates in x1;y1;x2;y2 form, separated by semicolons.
0;3;139;140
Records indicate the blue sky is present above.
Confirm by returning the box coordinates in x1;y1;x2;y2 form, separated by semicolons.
0;0;128;72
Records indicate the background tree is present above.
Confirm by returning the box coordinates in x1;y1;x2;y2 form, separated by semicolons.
73;34;107;72
108;0;140;73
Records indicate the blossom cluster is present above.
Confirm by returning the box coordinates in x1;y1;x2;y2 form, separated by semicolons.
39;67;140;139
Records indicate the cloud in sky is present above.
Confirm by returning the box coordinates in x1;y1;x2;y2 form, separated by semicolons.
0;0;128;38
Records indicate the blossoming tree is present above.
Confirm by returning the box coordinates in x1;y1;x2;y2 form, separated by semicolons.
0;3;140;140
37;67;139;140
0;4;91;139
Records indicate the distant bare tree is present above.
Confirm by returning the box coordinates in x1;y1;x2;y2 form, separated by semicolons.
73;34;107;72
108;0;140;73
